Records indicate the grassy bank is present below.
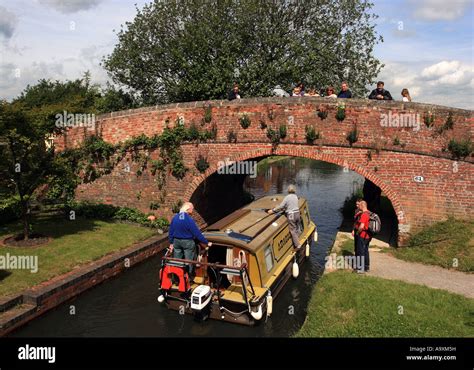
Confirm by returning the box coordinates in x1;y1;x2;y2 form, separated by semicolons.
296;270;474;337
0;216;155;297
388;218;474;273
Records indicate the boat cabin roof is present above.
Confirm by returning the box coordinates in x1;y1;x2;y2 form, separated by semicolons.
203;195;307;253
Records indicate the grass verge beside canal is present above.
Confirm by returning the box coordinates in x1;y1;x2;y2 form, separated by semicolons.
0;216;155;297
296;270;474;337
387;218;474;273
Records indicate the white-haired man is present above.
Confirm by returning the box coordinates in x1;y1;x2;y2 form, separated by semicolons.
267;185;301;249
169;202;212;277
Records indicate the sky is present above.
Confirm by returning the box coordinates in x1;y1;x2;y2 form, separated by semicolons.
0;0;473;109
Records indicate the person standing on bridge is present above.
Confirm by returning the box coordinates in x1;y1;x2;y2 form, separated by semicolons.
169;202;212;278
267;185;301;249
354;200;371;273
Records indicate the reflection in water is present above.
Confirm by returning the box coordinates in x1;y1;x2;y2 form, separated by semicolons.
12;158;363;337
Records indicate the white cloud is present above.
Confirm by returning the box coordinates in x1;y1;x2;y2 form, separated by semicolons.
38;0;103;14
376;60;473;109
0;61;66;99
0;6;18;39
410;0;471;21
421;60;473;86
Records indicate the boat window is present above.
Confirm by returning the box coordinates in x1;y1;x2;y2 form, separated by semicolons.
264;245;274;272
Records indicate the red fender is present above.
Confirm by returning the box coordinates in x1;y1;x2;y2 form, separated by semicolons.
160;265;190;292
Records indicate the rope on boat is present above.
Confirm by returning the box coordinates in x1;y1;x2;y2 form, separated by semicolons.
220;306;249;317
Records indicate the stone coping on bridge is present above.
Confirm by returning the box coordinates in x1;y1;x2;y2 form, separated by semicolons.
97;97;473;120
0;233;168;336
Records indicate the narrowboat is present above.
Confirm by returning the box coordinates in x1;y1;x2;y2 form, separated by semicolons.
157;195;318;325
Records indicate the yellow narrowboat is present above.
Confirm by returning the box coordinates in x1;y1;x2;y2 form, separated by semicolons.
158;195;318;325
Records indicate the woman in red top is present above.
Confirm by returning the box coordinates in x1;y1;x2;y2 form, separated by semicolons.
354;200;371;273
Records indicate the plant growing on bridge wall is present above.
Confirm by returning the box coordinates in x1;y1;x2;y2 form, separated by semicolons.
336;103;346;121
424;112;435;128
239;114;251;129
346;125;358;147
207;123;218;141
203;104;212;124
447;139;473;160
317;110;328;120
266;127;281;144
393;136;400;146
267;108;275;121
279;124;287;139
195;154;210;173
259;119;268;130
187;122;200;141
305;125;320;144
436;112;454;135
227;129;237;143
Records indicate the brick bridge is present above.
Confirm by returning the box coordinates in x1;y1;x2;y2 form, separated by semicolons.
55;97;473;245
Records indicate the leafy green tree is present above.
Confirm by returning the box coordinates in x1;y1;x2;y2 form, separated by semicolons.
0;101;55;239
96;82;140;114
104;0;383;104
0;74;100;238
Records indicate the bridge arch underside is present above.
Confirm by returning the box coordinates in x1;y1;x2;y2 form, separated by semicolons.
184;144;474;245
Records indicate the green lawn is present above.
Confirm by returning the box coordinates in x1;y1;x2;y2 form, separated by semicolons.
388;218;474;273
296;270;474;337
0;216;155;297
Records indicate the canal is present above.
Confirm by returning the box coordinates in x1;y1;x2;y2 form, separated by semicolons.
12;157;363;337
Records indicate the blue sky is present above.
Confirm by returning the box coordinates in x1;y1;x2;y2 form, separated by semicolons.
0;0;472;108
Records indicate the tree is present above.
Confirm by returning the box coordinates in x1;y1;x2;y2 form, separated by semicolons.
0;101;55;239
0;74;99;238
104;0;383;104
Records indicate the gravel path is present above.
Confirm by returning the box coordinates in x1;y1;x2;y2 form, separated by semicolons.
329;232;474;299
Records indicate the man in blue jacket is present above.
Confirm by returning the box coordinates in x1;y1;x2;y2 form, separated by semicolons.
169;202;212;277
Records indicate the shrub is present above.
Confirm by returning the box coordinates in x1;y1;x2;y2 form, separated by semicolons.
195;154;210;173
266;127;280;144
346;126;358;146
317;110;328;120
447;139;473;160
279;124;287;139
305;125;320;144
424;112;435;128
0;196;22;225
227;129;237;143
204;104;212;123
239;114;251;129
393;137;400;146
67;201;169;230
187;122;200;141
336;104;346;121
259;119;267;129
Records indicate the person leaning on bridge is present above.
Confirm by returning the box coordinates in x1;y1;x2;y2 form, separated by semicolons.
337;81;352;98
267;185;301;249
368;81;393;100
168;202;212;278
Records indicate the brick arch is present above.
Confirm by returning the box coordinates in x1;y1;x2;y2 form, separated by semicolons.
184;146;405;225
